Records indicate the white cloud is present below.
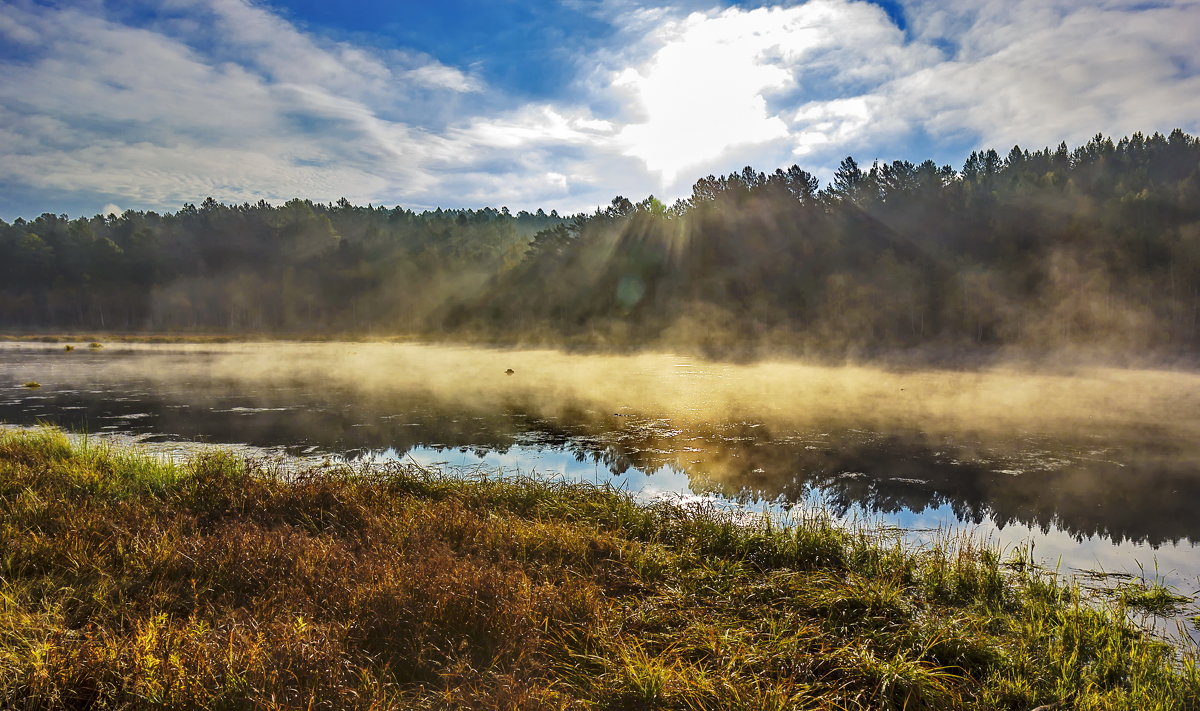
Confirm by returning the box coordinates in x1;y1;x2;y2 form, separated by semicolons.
1;0;1199;219
403;64;481;93
791;97;879;156
605;0;927;181
449;105;615;150
890;0;1200;151
0;10;39;44
0;0;487;211
595;0;1200;191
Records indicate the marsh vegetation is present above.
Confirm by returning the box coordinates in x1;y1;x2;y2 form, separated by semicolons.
1;427;1196;710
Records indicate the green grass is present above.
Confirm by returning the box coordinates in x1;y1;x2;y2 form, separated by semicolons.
1119;580;1193;616
0;426;1196;710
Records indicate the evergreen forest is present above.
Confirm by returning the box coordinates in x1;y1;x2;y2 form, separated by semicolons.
3;130;1200;357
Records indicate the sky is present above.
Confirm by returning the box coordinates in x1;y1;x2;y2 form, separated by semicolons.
1;0;1199;220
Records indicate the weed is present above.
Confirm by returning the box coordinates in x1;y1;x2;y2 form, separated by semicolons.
1120;580;1192;616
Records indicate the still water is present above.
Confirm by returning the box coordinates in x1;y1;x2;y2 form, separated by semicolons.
3;341;1199;631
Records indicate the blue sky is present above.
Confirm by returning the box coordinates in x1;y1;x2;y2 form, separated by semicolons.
1;0;1198;220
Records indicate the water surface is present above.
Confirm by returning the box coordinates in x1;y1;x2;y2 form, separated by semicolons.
3;340;1198;635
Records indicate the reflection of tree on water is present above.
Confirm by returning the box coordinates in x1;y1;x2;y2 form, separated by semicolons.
597;424;1200;548
452;414;1200;549
6;363;1199;547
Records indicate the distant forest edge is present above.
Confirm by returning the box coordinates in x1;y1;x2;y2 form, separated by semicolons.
3;130;1200;357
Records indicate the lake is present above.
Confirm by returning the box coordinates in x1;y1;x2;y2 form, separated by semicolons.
3;340;1199;636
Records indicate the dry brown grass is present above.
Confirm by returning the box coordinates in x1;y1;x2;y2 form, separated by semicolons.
0;427;1196;709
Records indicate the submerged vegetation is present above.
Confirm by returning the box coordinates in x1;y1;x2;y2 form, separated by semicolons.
0;427;1196;709
2;130;1200;357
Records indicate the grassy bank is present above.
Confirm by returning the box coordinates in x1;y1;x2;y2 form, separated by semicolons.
0;428;1196;710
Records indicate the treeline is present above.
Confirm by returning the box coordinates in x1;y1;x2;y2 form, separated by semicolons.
3;129;1200;355
0;201;563;332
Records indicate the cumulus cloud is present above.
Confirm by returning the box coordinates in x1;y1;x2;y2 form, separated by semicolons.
594;0;940;182
0;0;426;209
893;0;1200;150
791;97;882;156
1;0;1198;219
599;0;1200;186
0;0;643;216
603;1;925;180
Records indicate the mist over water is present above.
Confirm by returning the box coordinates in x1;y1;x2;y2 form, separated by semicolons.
4;340;1200;614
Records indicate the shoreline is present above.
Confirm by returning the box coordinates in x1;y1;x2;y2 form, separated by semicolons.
4;331;1200;372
